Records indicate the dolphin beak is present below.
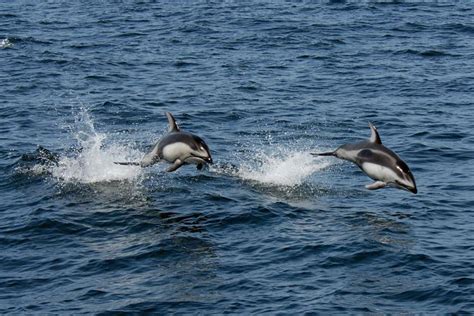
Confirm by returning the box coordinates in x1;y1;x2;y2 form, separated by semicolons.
408;186;417;194
206;157;213;164
402;182;417;194
407;175;417;194
395;179;417;194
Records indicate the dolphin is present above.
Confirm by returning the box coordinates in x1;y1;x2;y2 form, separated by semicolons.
311;123;417;193
115;112;213;172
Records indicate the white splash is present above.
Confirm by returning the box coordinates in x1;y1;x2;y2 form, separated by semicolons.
1;38;13;49
51;108;144;184
237;149;331;187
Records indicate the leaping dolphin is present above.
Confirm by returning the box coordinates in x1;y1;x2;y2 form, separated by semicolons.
115;112;213;172
311;123;417;194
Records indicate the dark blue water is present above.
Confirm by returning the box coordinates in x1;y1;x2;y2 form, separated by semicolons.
1;1;474;314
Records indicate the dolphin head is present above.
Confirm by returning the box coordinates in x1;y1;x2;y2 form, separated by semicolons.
187;135;213;165
393;160;417;194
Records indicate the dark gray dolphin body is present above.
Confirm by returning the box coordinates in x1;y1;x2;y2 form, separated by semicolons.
312;123;417;193
115;112;212;172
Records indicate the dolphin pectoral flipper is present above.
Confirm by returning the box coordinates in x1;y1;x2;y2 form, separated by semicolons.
166;159;184;172
365;181;387;190
196;163;203;170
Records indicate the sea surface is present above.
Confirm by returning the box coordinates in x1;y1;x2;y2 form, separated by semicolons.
1;1;473;314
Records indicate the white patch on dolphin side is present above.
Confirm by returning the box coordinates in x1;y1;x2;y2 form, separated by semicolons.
336;148;359;163
162;142;192;161
361;162;399;183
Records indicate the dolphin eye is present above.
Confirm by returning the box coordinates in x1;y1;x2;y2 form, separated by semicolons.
200;146;205;151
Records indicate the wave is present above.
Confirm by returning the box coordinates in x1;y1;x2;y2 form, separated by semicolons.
394;48;455;58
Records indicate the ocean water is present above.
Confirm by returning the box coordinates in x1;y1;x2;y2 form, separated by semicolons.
1;1;474;314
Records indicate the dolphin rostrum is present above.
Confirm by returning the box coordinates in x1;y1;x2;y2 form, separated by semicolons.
115;112;212;172
312;123;417;193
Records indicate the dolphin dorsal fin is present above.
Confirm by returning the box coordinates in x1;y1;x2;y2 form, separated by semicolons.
166;112;180;132
369;122;382;144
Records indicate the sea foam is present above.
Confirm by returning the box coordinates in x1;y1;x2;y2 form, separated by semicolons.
51;108;143;184
236;147;332;187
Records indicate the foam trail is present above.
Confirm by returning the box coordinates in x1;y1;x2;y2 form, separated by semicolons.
51;108;143;184
237;149;331;187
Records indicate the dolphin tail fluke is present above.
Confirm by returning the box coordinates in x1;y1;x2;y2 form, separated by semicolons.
311;151;335;157
114;161;141;166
